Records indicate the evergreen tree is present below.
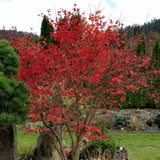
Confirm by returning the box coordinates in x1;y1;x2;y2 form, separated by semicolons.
34;35;40;44
0;40;30;159
152;36;160;68
40;15;54;46
136;33;147;56
151;36;160;99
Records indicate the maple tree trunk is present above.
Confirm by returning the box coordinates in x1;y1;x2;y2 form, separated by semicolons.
0;125;19;160
72;144;81;160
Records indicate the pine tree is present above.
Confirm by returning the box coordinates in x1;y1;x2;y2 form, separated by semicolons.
136;33;147;56
152;36;160;68
0;40;30;159
151;36;160;97
40;15;54;46
34;35;40;44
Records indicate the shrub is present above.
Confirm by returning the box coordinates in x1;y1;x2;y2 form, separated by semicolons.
80;137;116;159
18;145;35;160
114;115;130;129
94;118;114;129
154;114;160;129
80;125;116;159
126;122;136;131
119;90;158;109
94;119;105;126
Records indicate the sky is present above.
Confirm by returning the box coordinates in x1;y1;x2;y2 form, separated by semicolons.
0;0;160;35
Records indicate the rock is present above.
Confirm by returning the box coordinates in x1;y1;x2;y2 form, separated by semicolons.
135;123;145;131
25;123;32;130
146;119;153;127
32;132;61;160
96;109;160;132
144;126;160;133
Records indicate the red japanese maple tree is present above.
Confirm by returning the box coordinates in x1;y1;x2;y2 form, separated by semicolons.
14;5;159;160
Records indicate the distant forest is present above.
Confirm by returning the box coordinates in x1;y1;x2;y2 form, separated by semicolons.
0;29;31;37
123;18;160;39
1;18;160;39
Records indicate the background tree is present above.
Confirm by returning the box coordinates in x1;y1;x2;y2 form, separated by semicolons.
152;36;160;68
40;15;54;47
34;35;40;44
136;33;147;56
0;40;30;160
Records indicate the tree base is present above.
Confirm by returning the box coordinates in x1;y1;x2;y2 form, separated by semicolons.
0;125;18;160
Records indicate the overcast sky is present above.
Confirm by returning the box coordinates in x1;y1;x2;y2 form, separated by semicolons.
0;0;160;35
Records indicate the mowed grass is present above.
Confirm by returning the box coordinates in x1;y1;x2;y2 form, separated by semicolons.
17;131;160;160
17;131;38;147
110;132;160;160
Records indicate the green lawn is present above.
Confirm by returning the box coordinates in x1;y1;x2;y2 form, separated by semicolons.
110;132;160;160
17;131;160;160
17;131;38;147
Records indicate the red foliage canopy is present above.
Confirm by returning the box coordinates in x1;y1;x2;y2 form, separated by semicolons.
12;5;159;160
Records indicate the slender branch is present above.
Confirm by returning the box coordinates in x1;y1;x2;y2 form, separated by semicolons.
41;113;67;160
64;122;75;153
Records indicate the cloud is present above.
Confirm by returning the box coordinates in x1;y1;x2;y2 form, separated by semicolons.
0;0;11;1
104;0;118;8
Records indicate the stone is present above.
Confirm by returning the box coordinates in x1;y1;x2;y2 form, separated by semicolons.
144;126;160;133
135;123;145;131
32;132;61;160
25;123;32;130
146;119;153;127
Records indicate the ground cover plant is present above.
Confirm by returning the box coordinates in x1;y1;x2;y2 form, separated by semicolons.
11;4;160;160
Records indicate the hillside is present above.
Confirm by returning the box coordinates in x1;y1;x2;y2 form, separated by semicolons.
123;18;160;39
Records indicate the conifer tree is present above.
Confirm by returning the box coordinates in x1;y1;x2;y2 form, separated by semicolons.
40;15;54;46
34;35;40;44
151;36;160;97
136;33;147;56
152;36;160;68
0;40;30;160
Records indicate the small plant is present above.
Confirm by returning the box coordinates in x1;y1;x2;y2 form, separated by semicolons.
126;123;136;131
154;114;160;129
80;137;116;160
94;119;105;126
18;145;35;160
105;118;115;129
80;125;116;159
114;115;130;129
94;118;114;129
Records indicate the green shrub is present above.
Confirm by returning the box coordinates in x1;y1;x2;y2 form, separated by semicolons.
18;145;35;160
119;90;158;109
94;119;105;126
80;137;116;159
154;114;160;129
114;115;130;129
80;125;116;159
126;122;136;131
94;118;114;129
